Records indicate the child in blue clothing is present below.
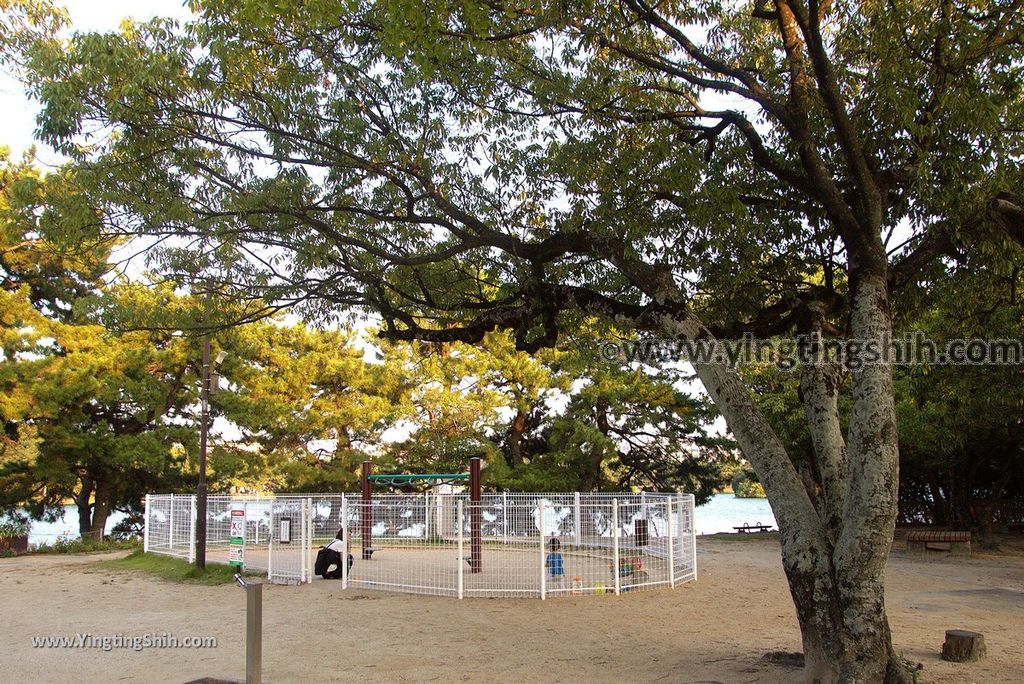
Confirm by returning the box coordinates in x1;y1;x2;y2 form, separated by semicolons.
545;538;566;591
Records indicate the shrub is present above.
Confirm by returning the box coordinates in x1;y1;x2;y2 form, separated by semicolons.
32;535;140;554
732;470;767;498
735;479;767;498
0;518;30;539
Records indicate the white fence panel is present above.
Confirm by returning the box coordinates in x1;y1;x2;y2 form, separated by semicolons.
143;491;697;596
267;497;312;584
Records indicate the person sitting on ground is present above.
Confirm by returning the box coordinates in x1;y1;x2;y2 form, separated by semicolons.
316;529;354;579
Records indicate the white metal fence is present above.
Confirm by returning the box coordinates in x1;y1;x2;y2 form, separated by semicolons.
144;492;696;597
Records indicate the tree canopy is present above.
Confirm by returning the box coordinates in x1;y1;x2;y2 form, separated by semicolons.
2;0;1022;679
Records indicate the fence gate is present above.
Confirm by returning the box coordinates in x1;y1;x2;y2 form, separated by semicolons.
267;497;313;585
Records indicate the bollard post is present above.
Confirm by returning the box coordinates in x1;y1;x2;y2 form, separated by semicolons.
235;575;262;684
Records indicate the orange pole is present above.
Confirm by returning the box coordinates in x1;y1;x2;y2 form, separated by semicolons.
470;457;482;573
361;460;373;559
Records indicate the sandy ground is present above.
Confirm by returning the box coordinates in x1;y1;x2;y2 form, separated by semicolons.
0;540;1021;683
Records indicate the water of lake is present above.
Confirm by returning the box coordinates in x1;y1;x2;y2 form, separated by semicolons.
695;493;776;535
26;492;773;544
26;505;129;546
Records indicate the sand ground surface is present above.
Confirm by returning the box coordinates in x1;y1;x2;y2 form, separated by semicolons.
1;539;1021;683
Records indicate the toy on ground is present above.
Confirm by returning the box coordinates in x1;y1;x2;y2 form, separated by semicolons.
613;555;650;591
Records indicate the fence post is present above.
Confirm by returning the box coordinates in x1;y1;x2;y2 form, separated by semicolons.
641;490;647;519
502;491;508;545
469;457;482;573
439;493;445;540
306;498;313;583
168;494;174;552
301;498;307;583
267;514;273;582
573;492;581;546
457;500;464;600
424;491;430;540
143;494;150;553
612;498;620;596
253;493;260;546
341;496;349;590
666;498;675;588
689;496;698;580
539;501;546;600
361;460;373;559
188;495;196;564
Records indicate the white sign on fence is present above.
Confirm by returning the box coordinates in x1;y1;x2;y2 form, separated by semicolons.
229;508;245;567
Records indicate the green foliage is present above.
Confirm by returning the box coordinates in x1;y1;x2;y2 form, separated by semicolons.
893;251;1024;527
32;536;139;554
734;476;767;500
1;154;730;521
370;329;730;499
0;516;29;538
520;340;732;501
4;0;1019;549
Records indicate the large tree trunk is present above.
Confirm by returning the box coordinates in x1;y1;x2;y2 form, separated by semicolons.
87;473;114;541
817;269;903;682
505;408;528;467
75;474;94;539
657;271;908;681
579;398;611;490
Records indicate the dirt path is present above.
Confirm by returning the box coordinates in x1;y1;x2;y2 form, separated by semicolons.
1;541;1020;683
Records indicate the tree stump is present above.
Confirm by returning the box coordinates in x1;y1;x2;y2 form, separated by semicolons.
941;630;986;662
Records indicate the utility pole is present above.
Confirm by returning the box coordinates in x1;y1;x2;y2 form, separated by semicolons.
196;337;211;569
195;339;227;570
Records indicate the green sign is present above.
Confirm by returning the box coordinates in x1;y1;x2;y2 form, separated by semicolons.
229;508;245;567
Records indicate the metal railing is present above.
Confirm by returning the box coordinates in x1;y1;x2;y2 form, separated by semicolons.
145;492;697;597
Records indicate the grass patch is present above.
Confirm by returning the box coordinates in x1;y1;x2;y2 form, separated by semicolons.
700;531;781;542
98;549;255;585
31;537;141;555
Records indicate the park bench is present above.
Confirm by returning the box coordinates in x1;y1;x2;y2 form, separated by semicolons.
905;530;971;558
733;522;774;533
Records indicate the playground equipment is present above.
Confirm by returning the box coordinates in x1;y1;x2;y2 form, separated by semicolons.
363;458;481;572
143;462;697;599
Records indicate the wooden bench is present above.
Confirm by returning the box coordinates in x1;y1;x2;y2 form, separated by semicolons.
733;522;774;533
906;530;971;558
